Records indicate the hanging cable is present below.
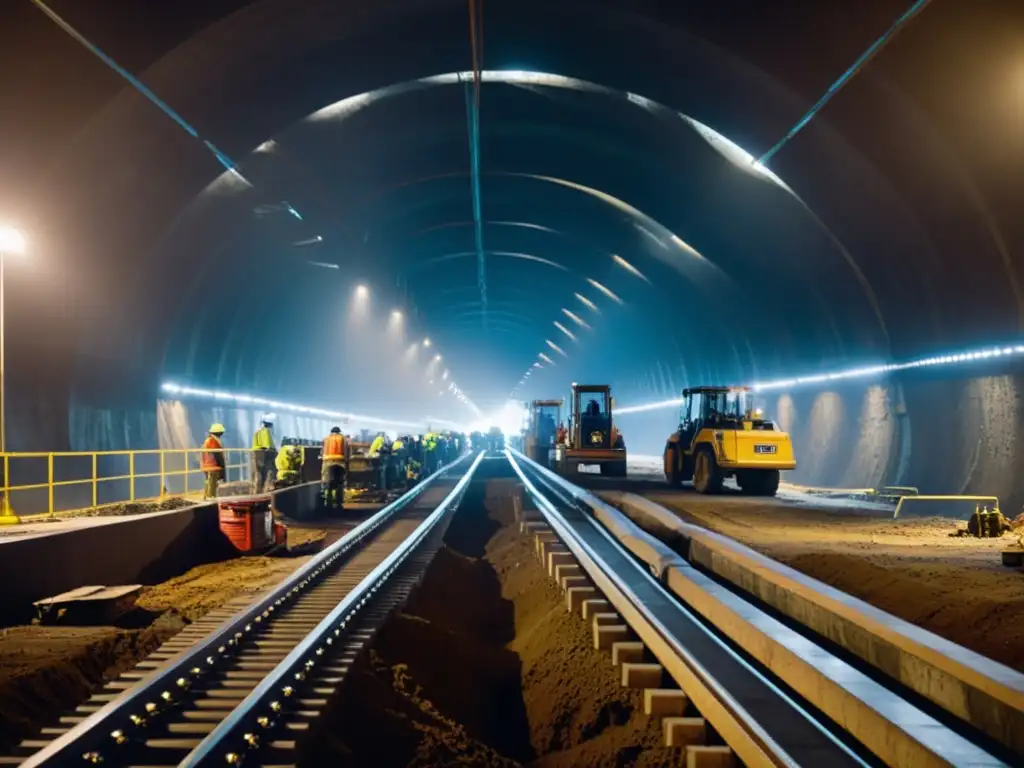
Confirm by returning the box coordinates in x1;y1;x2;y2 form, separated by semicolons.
757;0;932;166
465;0;488;329
29;0;244;179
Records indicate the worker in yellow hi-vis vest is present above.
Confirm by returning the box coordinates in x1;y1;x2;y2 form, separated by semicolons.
251;418;276;493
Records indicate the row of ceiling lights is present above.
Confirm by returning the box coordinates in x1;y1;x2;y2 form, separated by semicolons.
512;258;645;397
352;283;483;418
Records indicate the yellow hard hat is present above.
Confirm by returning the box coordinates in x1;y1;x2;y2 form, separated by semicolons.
209;423;226;434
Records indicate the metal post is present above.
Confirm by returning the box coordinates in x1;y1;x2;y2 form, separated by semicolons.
159;452;165;497
184;451;188;496
1;252;5;455
92;453;97;509
47;453;54;516
129;452;135;501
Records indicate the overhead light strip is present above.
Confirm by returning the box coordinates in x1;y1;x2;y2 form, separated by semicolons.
160;382;455;430
616;341;1024;415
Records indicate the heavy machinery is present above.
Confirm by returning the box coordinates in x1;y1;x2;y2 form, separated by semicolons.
558;384;627;477
663;386;795;495
524;399;563;465
486;426;505;453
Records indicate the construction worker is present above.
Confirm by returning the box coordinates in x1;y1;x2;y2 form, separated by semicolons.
367;431;387;491
390;435;406;489
251;418;277;493
200;423;227;499
274;439;303;488
423;431;440;474
321;426;346;509
556;422;567;445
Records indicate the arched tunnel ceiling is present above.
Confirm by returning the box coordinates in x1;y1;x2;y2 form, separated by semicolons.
14;0;1024;422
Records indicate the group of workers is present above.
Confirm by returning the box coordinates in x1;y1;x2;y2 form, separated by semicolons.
199;419;466;508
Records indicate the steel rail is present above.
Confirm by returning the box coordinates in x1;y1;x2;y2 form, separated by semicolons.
21;452;475;767
179;449;485;765
503;448;886;768
509;449;1010;768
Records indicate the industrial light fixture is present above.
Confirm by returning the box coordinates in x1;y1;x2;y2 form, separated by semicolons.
354;284;369;298
424;338;432;347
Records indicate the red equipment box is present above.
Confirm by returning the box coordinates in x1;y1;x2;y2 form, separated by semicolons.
219;496;275;554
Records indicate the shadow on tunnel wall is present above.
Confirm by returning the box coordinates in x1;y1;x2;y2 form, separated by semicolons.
621;365;1024;511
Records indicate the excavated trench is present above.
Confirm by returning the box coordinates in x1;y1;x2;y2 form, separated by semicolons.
301;463;682;767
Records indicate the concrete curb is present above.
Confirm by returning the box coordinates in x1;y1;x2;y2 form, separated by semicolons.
0;502;235;622
605;491;1024;757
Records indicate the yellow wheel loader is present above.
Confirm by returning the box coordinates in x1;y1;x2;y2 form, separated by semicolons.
663;386;795;495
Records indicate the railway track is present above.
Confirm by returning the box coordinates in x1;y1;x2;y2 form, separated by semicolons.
506;448;1014;768
13;451;485;768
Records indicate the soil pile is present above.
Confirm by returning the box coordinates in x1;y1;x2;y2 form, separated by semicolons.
0;617;179;752
137;555;310;621
303;475;681;767
644;491;1024;671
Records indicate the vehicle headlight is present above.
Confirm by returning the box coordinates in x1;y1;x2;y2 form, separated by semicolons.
590;431;603;445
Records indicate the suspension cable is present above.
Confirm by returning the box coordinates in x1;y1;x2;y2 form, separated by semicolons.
757;0;933;166
466;0;488;328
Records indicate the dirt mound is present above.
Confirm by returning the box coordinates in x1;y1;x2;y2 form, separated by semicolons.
285;527;327;550
304;475;679;766
137;555;308;621
0;550;307;755
485;517;678;765
0;617;180;752
647;492;1024;671
781;551;1024;670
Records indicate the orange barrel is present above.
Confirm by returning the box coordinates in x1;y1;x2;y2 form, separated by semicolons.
218;496;274;553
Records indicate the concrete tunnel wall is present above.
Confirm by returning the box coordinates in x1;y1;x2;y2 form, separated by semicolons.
620;365;1024;512
69;399;414;453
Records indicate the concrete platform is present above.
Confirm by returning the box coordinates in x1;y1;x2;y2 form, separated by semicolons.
605;491;1024;757
0;483;336;623
0;501;234;622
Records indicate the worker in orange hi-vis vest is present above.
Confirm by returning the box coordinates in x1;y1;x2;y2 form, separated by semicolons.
321;426;346;509
201;423;227;499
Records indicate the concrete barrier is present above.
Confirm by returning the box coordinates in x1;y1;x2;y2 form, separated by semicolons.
606;491;1024;756
589;502;687;581
271;481;325;522
592;493;1010;766
0;503;235;623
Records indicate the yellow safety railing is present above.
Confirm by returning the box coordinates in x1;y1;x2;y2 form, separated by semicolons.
0;448;259;521
893;494;998;520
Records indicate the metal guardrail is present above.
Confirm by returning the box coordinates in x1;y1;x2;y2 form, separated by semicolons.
179;449;486;765
20;451;478;767
505;447;799;768
893;494;999;520
0;448;256;518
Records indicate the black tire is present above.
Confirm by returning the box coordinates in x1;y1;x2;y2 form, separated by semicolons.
605;460;627;478
665;447;683;488
693;447;724;494
755;469;780;496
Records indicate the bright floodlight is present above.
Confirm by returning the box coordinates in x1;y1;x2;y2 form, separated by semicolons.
354;284;369;298
434;354;442;361
0;226;26;255
423;338;432;347
391;310;403;321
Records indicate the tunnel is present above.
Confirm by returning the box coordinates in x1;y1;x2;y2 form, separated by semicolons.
3;0;1023;506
